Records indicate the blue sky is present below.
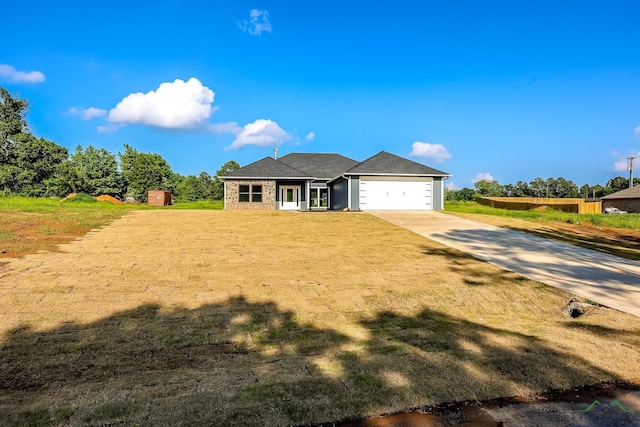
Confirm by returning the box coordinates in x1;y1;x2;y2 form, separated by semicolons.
2;0;640;189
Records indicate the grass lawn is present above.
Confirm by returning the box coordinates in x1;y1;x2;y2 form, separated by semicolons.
0;208;639;425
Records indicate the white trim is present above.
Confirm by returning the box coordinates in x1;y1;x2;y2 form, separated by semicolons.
223;181;227;210
279;185;301;211
347;176;352;210
359;178;432;211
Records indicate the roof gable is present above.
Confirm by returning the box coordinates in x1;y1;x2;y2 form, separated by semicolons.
222;157;312;179
344;151;450;176
278;153;360;179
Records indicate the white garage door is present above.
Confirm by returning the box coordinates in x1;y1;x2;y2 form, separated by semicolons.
359;177;432;210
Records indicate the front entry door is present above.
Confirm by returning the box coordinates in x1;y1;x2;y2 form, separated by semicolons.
280;185;301;210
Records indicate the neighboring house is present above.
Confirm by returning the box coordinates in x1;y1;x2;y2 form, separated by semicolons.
601;186;640;213
220;151;451;211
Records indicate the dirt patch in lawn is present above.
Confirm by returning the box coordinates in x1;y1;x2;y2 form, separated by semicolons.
0;210;125;259
0;210;639;426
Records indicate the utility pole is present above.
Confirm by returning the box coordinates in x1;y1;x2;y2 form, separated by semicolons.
629;156;636;189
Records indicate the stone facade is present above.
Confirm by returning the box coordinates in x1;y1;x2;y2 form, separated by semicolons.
225;180;277;210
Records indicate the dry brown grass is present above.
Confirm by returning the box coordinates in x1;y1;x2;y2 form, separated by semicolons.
1;210;639;426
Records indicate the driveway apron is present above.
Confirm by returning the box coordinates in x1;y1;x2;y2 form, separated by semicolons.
370;211;640;318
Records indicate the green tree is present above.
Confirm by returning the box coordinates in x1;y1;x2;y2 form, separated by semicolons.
474;179;502;197
53;145;122;197
607;176;629;193
545;177;557;197
212;160;240;200
198;171;214;199
176;174;205;201
549;177;578;198
445;187;476;201
0;133;68;196
579;184;592;199
119;145;173;202
594;184;612;197
0;87;29;162
529;177;546;197
501;183;516;197
514;181;530;197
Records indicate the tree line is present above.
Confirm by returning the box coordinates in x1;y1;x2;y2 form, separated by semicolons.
446;176;638;202
0;87;239;202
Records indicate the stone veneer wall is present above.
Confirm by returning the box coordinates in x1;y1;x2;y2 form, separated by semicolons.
225;180;276;210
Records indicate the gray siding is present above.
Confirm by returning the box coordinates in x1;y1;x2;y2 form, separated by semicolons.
330;178;348;210
433;178;444;210
350;177;360;211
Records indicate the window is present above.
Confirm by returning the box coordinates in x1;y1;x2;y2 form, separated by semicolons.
252;185;262;202
310;188;328;208
239;185;250;202
319;188;328;207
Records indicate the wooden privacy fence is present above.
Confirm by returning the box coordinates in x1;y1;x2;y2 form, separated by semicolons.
477;197;602;214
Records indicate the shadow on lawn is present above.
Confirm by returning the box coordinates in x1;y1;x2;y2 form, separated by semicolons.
420;245;527;287
0;296;615;426
503;226;640;261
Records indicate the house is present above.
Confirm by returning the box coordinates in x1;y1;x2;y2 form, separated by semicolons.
601;186;640;213
220;151;451;211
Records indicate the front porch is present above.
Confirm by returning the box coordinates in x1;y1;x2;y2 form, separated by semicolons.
275;181;330;211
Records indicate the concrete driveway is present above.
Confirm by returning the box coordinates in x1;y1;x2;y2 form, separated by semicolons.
371;211;640;318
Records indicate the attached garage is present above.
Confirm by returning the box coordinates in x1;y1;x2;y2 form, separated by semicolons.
334;151;450;212
359;176;432;210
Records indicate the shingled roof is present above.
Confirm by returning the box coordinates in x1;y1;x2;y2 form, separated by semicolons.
222;151;451;180
278;153;359;179
601;186;640;199
343;151;450;176
222;157;312;179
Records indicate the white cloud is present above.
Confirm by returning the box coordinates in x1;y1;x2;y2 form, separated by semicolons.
409;142;452;163
472;172;494;183
0;64;45;83
208;122;241;134
634;126;640;136
238;9;272;36
107;78;214;129
305;132;315;141
446;182;461;190
611;150;640;172
97;124;121;134
227;119;289;149
68;107;107;120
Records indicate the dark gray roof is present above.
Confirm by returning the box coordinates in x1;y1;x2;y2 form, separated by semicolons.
601;186;640;199
222;157;312;179
343;151;450;176
278;153;359;179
